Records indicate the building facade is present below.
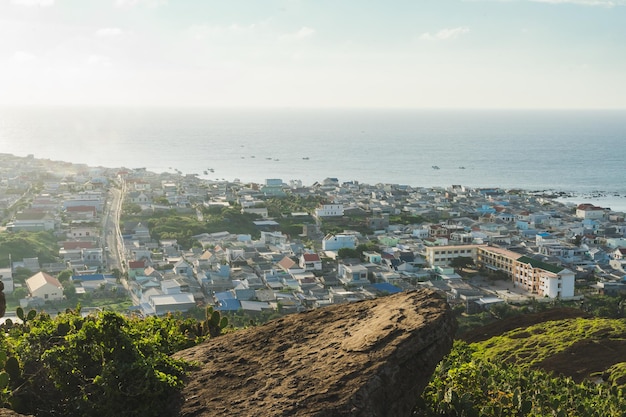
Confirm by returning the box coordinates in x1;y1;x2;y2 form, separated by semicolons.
424;244;483;268
477;246;575;299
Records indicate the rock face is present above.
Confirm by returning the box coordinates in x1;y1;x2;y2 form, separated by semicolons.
169;289;456;417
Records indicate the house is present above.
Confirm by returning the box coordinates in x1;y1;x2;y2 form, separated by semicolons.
612;248;626;260
172;259;193;278
146;292;196;316
25;272;64;302
128;260;147;279
576;204;606;220
0;267;14;294
71;274;118;293
299;253;322;271
8;211;56;232
68;227;98;239
277;256;304;274
65;205;97;222
315;204;344;217
322;233;358;251
363;251;382;264
338;263;370;286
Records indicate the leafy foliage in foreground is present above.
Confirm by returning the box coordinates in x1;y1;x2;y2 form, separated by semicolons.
1;309;203;417
416;341;626;417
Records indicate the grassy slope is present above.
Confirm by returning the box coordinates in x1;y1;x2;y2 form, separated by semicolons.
472;317;626;386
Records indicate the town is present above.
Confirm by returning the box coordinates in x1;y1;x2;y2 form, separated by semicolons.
1;152;625;321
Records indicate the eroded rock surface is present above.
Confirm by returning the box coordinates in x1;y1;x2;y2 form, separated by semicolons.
170;289;456;417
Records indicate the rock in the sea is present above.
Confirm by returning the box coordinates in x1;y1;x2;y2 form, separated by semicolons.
170;289;456;417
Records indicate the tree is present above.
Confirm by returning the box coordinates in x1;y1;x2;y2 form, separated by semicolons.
57;269;73;283
338;248;359;259
12;287;28;300
450;256;475;270
63;283;77;302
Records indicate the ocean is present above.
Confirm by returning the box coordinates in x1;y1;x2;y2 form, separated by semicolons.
1;107;625;211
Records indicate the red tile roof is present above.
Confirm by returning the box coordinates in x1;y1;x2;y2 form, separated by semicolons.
277;256;297;270
129;260;146;269
62;241;95;250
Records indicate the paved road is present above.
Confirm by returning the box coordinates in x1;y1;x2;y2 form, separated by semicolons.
103;181;125;275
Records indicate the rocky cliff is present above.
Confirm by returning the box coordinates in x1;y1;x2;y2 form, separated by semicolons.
169;289;456;417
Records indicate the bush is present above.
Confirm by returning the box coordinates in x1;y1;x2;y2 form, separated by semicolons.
3;310;198;417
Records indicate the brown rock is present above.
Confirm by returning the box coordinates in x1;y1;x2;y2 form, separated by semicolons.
0;409;33;417
169;289;456;417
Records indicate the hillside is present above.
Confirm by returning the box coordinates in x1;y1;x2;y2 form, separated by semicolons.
415;308;626;416
460;308;626;384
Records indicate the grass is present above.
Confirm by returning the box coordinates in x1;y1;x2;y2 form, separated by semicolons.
473;317;626;367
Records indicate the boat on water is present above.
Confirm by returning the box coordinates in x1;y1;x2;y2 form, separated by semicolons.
302;157;310;160
459;166;466;169
432;165;440;169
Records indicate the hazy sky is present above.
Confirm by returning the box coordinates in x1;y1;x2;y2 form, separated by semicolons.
1;0;625;108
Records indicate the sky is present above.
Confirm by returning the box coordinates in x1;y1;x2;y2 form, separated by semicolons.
1;0;625;109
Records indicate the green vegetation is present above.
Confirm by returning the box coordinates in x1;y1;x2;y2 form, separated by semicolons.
449;256;475;270
473;317;626;369
388;213;427;225
417;316;626;416
262;196;325;218
123;205;264;249
337;242;380;260
417;341;626;417
320;215;370;235
0;308;213;417
0;231;59;268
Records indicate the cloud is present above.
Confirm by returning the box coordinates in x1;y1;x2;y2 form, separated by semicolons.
293;26;316;39
12;51;38;63
186;23;261;40
11;0;54;6
280;26;316;42
419;27;470;41
87;54;112;67
95;27;124;37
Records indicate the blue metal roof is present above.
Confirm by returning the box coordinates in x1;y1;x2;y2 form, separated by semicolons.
217;298;241;311
371;283;402;294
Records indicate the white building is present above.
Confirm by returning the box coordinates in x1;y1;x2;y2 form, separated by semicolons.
25;272;64;302
315;204;344;217
322;233;357;251
424;244;482;267
575;204;606;220
0;267;14;294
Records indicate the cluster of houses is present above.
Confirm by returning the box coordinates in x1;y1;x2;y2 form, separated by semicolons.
2;153;626;315
115;170;626;316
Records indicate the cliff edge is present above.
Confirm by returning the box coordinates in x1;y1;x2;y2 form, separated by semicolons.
169;289;456;417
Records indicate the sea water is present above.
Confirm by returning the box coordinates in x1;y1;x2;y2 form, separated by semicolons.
1;107;625;210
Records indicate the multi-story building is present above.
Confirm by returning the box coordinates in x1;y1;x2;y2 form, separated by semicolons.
315;204;344;217
424;244;483;268
477;246;575;299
